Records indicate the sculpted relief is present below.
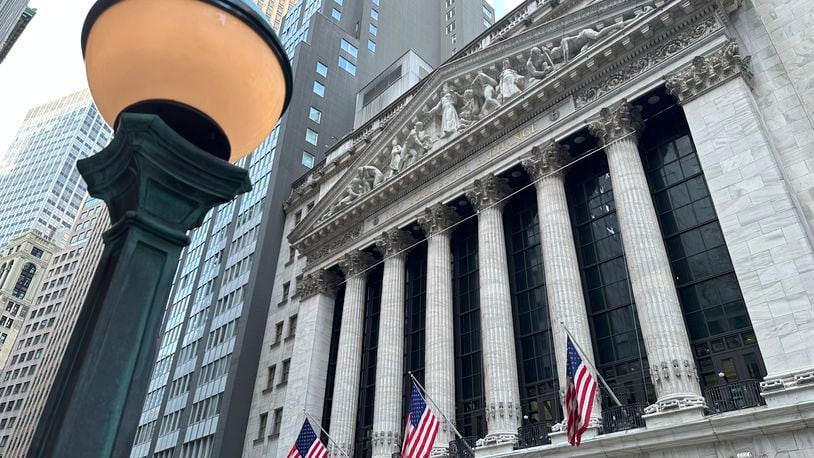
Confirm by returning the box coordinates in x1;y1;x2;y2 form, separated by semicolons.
321;7;654;221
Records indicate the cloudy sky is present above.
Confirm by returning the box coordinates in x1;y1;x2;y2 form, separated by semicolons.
0;0;524;162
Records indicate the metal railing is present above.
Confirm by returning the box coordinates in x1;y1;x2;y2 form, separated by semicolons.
515;422;550;449
704;379;764;414
602;403;647;434
448;436;477;458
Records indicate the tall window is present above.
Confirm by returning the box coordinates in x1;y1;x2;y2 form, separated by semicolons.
321;285;346;441
452;218;485;439
640;106;765;388
12;263;36;300
403;243;427;416
504;188;558;427
567;155;653;407
354;267;383;458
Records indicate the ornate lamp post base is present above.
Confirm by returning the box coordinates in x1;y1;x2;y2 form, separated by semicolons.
29;113;252;458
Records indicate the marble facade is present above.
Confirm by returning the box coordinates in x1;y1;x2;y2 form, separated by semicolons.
243;0;814;457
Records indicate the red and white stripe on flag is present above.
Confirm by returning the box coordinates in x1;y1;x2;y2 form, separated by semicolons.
565;336;598;446
402;383;440;458
287;419;328;458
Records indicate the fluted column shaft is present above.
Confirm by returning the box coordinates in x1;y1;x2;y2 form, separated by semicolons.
589;101;704;415
522;141;601;425
329;251;375;456
372;230;414;458
419;204;460;454
466;176;521;443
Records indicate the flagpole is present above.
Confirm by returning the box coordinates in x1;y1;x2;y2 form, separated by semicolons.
303;409;351;458
558;322;623;407
407;372;474;456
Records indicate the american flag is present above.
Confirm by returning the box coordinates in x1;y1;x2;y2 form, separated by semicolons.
565;336;597;446
287;419;328;458
401;382;440;458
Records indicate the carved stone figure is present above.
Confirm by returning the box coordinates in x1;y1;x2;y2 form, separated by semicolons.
459;88;479;125
526;46;555;80
337;176;364;209
473;72;501;118
552;22;626;63
427;82;462;137
497;59;524;103
402;121;430;167
359;165;384;192
386;138;403;178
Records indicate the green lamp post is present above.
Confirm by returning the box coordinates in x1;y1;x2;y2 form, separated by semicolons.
28;1;292;456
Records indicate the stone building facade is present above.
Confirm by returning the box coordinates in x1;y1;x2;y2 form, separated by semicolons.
247;0;814;457
0;197;108;458
0;233;58;373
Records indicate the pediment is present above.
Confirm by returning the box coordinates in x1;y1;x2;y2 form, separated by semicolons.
290;0;723;259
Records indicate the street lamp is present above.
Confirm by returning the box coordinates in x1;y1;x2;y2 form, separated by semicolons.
29;1;292;457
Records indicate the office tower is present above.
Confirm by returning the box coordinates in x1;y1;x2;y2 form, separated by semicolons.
0;6;35;64
250;0;814;457
252;0;299;31
0;90;112;249
129;2;493;457
0;231;58;374
0;197;107;457
0;0;29;52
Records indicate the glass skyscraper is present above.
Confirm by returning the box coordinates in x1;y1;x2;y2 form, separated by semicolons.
0;90;112;249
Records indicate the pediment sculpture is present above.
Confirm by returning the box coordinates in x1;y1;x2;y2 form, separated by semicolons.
319;6;654;222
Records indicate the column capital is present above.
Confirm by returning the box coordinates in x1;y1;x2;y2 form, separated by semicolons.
338;250;377;277
521;140;569;181
465;174;511;211
418;203;461;236
297;269;340;299
665;40;752;105
587;99;643;146
375;228;416;257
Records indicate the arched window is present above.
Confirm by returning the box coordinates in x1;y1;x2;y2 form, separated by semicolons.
13;263;36;299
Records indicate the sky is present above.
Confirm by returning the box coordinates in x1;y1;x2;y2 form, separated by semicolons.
0;0;524;164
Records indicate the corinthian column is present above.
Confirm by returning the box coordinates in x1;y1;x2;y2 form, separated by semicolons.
329;250;376;456
372;229;415;458
521;141;601;430
588;100;705;426
417;204;460;455
465;175;522;447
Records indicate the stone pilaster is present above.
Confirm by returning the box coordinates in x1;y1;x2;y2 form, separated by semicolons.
465;175;522;447
521;141;601;430
588;101;705;426
372;229;415;457
418;204;460;455
329;251;376;456
667;48;814;407
280;269;340;454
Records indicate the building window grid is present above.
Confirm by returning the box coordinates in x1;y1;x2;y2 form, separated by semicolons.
353;267;383;457
452;218;486;439
504;189;559;426
402;244;427;417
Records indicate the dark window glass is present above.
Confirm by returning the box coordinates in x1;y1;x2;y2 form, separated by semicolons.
452;218;486;439
403;243;427;416
566;154;654;407
12;263;36;300
640;107;765;389
503;188;559;427
321;284;345;442
354;267;383;458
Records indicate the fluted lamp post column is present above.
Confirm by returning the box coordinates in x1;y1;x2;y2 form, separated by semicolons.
29;1;292;457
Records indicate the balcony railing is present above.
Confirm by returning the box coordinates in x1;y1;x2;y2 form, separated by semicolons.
704;379;765;414
448;436;477;458
602;403;647;434
515;422;550;449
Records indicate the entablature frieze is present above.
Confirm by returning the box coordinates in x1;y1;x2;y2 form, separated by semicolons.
293;0;736;274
